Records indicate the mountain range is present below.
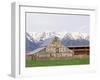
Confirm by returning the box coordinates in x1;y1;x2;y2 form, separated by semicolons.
26;32;89;53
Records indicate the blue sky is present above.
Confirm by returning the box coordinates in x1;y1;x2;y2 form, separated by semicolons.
26;13;90;34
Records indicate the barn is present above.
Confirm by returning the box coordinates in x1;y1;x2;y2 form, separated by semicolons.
26;36;74;60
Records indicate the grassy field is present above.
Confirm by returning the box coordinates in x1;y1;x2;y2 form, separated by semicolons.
26;57;89;67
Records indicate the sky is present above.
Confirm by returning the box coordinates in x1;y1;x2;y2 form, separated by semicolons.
26;13;90;34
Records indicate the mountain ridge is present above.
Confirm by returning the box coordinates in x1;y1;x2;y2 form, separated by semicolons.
28;32;89;41
26;32;89;53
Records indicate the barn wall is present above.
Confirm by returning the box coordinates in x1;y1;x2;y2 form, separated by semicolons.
68;47;89;55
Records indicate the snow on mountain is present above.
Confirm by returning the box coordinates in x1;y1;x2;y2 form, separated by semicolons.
63;33;74;40
62;32;89;46
28;32;89;41
26;32;35;42
28;32;67;41
26;33;38;53
72;32;89;40
63;32;89;40
85;35;89;40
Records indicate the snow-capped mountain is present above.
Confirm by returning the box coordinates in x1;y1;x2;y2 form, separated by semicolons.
28;32;89;41
62;32;89;46
26;32;89;52
28;32;66;42
63;32;89;40
26;33;38;53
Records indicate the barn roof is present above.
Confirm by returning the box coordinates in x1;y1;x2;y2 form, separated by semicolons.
67;45;89;48
26;47;46;55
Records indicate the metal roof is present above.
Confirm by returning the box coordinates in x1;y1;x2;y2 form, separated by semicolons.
67;45;89;48
26;47;45;55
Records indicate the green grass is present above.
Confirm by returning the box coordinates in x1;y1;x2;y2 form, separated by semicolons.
26;57;89;67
